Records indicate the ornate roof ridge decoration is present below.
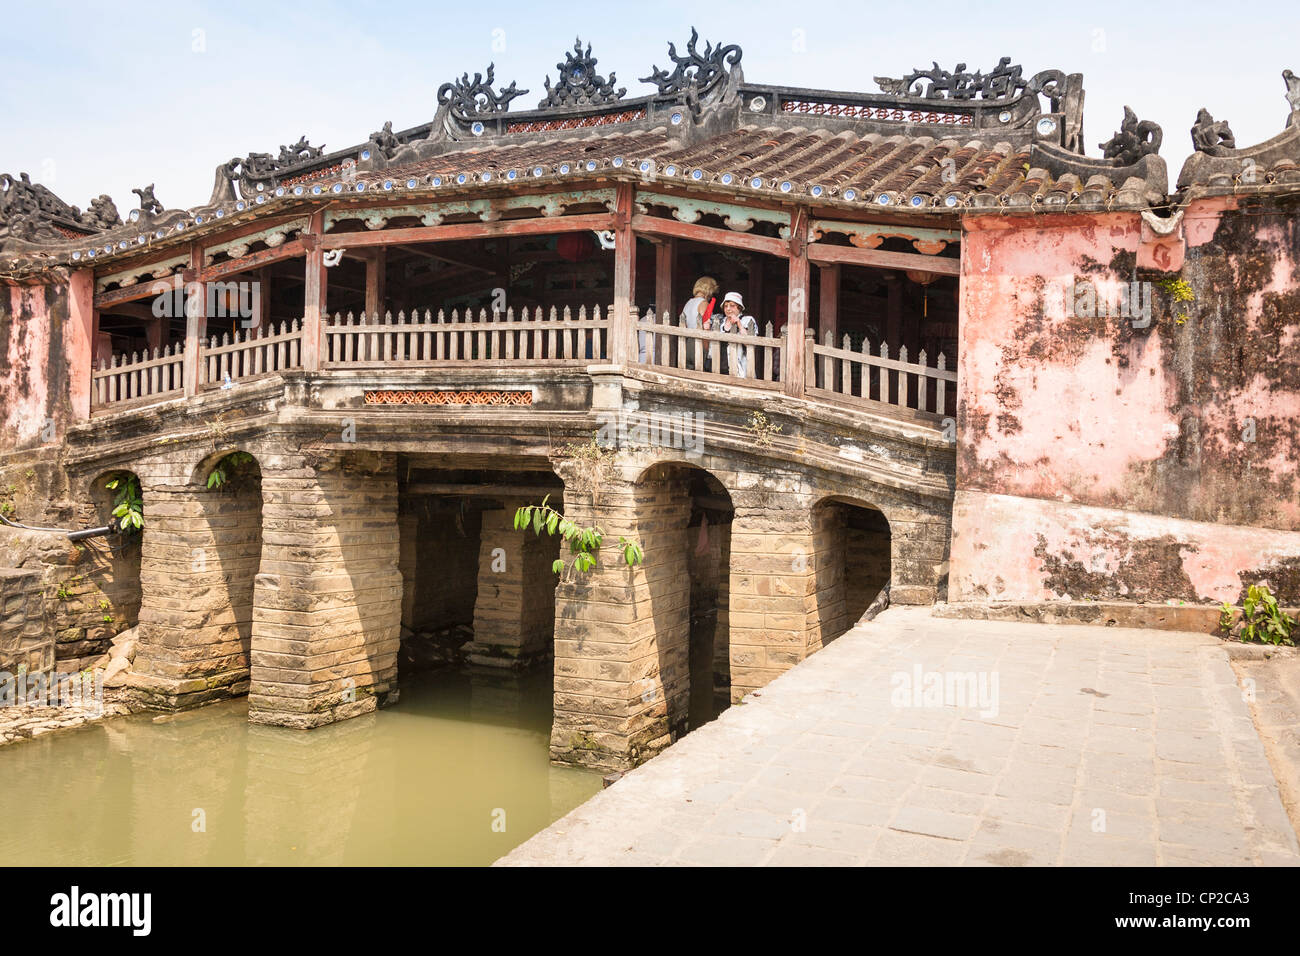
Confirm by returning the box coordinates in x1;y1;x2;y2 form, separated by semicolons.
1176;70;1300;192
367;121;402;161
209;137;327;204
539;39;625;110
1099;106;1162;166
640;27;742;99
437;64;528;123
0;172;112;243
1286;69;1300;116
875;57;1030;101
1191;108;1235;155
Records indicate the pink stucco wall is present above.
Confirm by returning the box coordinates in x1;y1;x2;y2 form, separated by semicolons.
1;281;58;451
952;201;1300;604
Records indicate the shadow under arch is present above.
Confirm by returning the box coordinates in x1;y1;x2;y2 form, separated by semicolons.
81;468;144;647
811;494;892;642
188;448;265;692
633;459;735;738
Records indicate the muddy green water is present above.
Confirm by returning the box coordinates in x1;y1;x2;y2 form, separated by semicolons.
0;668;601;866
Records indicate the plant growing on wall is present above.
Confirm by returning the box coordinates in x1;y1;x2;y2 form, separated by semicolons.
1156;276;1195;324
206;451;255;490
514;495;644;575
105;473;143;533
745;411;782;447
1219;584;1295;646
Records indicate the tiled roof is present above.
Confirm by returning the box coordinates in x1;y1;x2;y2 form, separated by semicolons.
372;125;1135;213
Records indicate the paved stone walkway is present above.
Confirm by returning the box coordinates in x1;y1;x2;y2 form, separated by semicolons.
500;607;1300;866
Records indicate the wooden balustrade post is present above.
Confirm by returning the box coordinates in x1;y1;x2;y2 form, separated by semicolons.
783;208;810;397
610;183;637;366
302;210;327;371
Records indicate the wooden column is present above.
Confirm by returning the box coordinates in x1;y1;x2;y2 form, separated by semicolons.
610;183;637;365
302;210;327;372
145;317;165;351
818;263;840;344
654;237;675;322
783;208;810;397
748;255;764;325
182;245;206;397
885;275;902;405
364;249;386;318
257;266;272;331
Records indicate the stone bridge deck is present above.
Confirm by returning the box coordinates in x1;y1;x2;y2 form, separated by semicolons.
498;607;1300;866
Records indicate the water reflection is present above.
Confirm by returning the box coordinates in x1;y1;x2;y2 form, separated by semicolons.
0;668;600;866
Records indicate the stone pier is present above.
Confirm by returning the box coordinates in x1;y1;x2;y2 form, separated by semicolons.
131;462;262;709
550;463;692;771
248;451;402;728
465;505;560;670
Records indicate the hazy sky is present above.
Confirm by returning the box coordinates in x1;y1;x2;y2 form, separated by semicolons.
3;0;1297;212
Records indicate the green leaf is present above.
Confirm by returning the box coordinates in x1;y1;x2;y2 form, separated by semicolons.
551;559;564;574
547;512;559;536
533;509;543;535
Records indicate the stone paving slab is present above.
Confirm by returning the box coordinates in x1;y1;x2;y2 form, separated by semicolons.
498;607;1300;867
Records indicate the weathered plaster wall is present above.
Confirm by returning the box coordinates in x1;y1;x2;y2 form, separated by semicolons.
955;202;1300;603
0;279;72;452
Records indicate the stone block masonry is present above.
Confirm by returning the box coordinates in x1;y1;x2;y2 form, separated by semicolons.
248;451;402;729
467;505;560;670
0;567;50;676
131;478;262;709
550;463;692;772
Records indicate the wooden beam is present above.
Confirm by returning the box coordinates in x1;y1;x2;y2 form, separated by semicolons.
405;483;560;498
630;213;787;258
806;242;961;275
611;184;636;365
400;246;497;275
784;208;810;398
818;263;840;343
302;211;326;372
318;213;614;250
94;281;175;310
197;238;309;282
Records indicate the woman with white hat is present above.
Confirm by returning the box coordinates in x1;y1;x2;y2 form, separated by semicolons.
719;291;759;378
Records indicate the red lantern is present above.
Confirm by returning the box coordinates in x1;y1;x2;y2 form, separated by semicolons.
556;232;595;262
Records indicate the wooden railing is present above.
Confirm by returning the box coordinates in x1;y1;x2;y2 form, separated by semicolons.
92;345;185;409
806;330;956;416
323;307;609;366
88;307;957;428
635;308;783;387
200;320;303;389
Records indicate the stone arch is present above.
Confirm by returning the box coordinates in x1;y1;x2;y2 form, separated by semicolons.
131;447;264;708
811;494;893;639
632;458;735;737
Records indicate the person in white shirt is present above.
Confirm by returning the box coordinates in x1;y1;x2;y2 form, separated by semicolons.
719;291;759;378
678;276;718;370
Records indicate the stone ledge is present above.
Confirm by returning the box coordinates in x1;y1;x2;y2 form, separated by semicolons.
932;600;1222;632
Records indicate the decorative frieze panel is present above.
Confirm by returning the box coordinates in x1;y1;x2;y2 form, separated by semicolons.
203;219;307;266
637;190;790;235
323;189;617;232
95;254;189;293
363;389;535;406
810;219;959;255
